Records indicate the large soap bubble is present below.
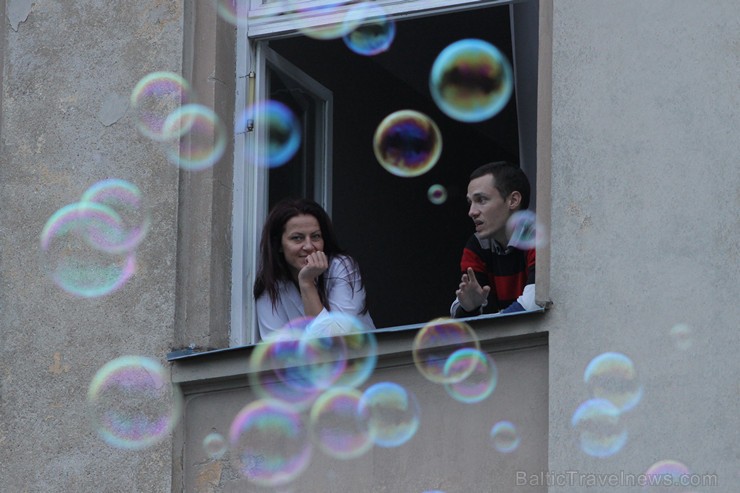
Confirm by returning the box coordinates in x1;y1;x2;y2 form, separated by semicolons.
229;399;312;487
87;356;183;450
429;39;513;122
373;110;442;177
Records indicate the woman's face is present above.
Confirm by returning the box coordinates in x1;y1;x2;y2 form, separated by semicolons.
281;214;325;278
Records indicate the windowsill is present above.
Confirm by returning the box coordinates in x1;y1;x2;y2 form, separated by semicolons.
168;308;549;388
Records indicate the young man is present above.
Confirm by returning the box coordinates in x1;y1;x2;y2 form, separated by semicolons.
450;161;538;317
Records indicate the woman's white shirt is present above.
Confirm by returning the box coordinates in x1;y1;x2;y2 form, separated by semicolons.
256;255;375;340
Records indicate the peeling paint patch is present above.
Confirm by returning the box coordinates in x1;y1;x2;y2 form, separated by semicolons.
49;352;70;375
97;93;129;127
195;461;223;493
7;0;33;32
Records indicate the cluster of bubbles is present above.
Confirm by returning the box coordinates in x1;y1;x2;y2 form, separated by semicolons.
373;37;513;179
571;352;642;458
40;179;150;297
226;312;421;487
87;356;183;450
199;315;522;487
212;3;514;184
411;319;518;452
130;72;226;171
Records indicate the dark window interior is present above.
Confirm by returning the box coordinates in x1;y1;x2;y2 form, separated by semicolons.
267;4;531;328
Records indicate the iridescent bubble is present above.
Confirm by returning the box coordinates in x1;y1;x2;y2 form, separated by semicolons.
584;352;643;412
297;328;348;391
80;179;150;254
343;4;395;56
489;420;520;453
162;104;227;171
249;330;323;411
309;387;372;460
332;329;377;389
203;432;227;460
427;184;448;205
669;324;693;351
238;100;301;168
506;210;546;251
443;349;498;404
571;398;627;458
373;110;443;178
40;202;136;298
358;382;420;448
213;0;249;26
643;460;694;493
429;39;513;123
291;1;361;40
229;399;312;487
412;318;479;384
130;72;192;141
87;356;183;450
305;313;377;389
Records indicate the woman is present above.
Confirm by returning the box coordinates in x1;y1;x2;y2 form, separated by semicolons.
254;198;374;340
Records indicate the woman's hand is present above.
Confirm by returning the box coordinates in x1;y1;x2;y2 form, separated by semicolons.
298;251;329;284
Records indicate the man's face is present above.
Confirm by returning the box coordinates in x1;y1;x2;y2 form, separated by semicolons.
466;174;515;242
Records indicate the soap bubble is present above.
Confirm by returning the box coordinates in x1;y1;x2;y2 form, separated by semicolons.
229;399;312;487
203;432;227;460
669;323;693;351
584;352;643;412
162;104;227;171
429;39;513;122
443;348;498;404
249;330;323;411
489;420;520;453
506;210;546;250
358;382;420;448
427;184;448;205
304;314;378;389
80;179;150;254
413;318;479;384
643;460;696;493
571;398;627;458
297;328;348;391
309;387;372;460
292;1;362;40
373;110;442;177
40;202;136;298
238;100;301;168
343;4;395;56
87;356;182;450
131;72;192;141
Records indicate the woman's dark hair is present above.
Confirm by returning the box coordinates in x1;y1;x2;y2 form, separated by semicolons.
253;197;367;313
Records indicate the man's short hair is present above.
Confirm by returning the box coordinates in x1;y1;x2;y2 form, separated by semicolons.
470;161;531;210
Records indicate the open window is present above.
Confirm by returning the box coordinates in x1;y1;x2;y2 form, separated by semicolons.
234;0;540;344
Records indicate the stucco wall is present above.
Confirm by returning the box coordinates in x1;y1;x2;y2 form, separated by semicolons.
548;0;739;491
1;1;183;490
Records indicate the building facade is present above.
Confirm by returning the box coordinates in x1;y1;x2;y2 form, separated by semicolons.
1;0;738;491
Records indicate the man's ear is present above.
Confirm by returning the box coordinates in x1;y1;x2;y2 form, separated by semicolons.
508;191;522;210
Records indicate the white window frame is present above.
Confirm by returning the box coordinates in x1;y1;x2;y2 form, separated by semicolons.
232;0;529;346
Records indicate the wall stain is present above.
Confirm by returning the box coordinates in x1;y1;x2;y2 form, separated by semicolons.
48;352;70;375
